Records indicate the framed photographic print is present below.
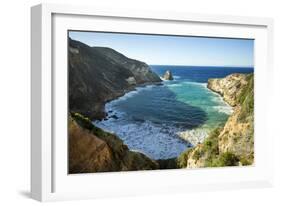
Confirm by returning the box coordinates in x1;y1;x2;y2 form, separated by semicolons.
31;3;274;201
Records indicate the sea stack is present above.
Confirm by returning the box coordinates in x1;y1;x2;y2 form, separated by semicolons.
163;70;173;80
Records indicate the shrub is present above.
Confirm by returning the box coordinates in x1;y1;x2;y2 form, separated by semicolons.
193;149;203;161
239;156;251;166
71;112;93;130
71;112;127;155
202;128;221;156
177;127;222;168
238;74;254;122
177;148;193;168
71;112;108;137
204;139;213;148
213;152;239;167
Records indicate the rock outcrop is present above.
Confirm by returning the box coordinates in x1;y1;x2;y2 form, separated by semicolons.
69;112;159;174
178;73;254;168
207;73;248;107
68;38;161;120
163;70;173;80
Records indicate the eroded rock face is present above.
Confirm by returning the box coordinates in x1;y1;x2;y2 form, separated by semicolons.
69;117;118;173
126;76;137;85
207;73;254;162
163;70;173;80
68;113;159;174
218;106;254;161
68;38;161;120
178;73;254;168
207;73;248;106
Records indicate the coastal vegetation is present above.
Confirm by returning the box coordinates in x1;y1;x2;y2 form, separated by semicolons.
177;73;254;168
68;38;163;173
69;112;158;173
68;38;254;173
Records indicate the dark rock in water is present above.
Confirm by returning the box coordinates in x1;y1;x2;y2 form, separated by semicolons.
68;38;162;120
163;70;173;80
110;115;118;120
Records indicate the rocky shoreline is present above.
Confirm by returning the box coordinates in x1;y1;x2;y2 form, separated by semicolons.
68;39;254;172
177;73;254;168
207;73;250;107
69;73;254;172
177;128;210;146
69;38;162;120
69;73;254;173
69;112;159;173
68;38;166;173
176;80;235;147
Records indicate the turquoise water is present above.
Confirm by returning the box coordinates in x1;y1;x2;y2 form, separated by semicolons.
95;66;254;159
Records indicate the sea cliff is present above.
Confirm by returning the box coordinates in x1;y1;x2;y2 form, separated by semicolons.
69;112;159;173
178;73;254;168
68;39;163;173
68;38;254;171
69;38;161;120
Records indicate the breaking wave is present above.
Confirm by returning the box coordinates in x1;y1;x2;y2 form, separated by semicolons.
94;68;238;160
95;118;191;159
177;127;210;146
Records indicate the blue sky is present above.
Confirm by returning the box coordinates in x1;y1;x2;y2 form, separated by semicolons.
69;31;254;67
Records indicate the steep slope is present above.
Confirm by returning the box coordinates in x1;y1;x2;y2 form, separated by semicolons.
69;112;159;174
178;73;254;168
93;47;160;84
207;73;249;107
68;38;161;120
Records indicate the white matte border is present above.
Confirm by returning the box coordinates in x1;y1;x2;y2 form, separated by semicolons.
31;3;274;201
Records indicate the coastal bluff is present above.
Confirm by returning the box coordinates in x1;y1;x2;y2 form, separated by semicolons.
69;38;162;120
207;73;249;107
69;113;159;173
178;73;254;168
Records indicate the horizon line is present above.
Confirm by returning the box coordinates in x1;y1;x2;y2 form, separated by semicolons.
149;64;254;68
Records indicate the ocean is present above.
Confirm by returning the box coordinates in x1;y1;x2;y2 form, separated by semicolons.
95;65;254;160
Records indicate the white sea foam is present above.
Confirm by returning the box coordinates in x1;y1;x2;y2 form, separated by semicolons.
181;81;207;86
97;78;233;160
160;77;168;81
95;119;190;159
160;75;180;81
106;85;156;106
167;81;207;88
167;83;182;87
177;128;210;146
187;82;207;87
212;105;233;115
210;93;233;115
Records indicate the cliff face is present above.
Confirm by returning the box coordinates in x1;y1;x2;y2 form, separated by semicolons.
178;73;254;168
68;38;161;120
207;73;249;106
69;113;159;174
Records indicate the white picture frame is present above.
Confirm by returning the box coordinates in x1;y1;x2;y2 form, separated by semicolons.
31;3;274;202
